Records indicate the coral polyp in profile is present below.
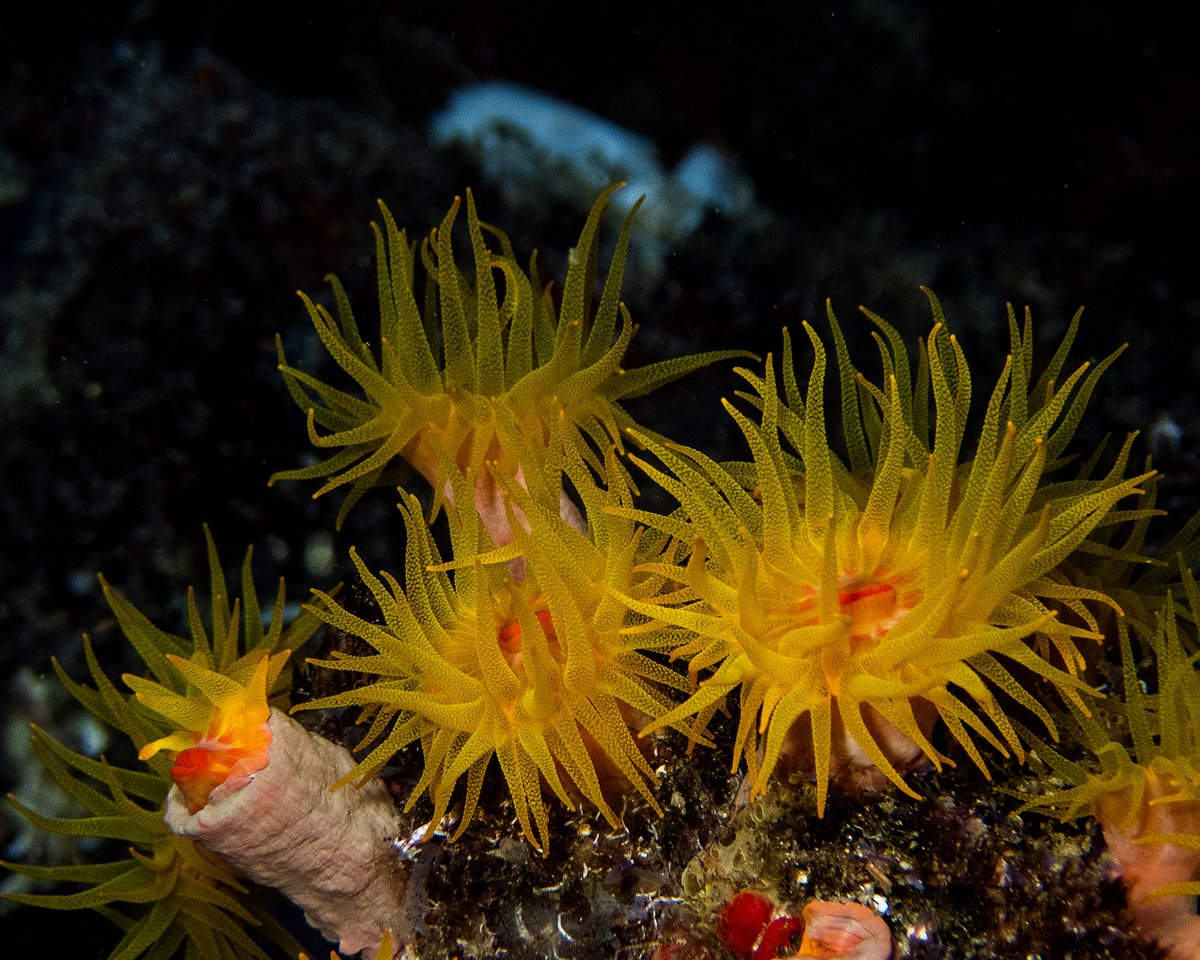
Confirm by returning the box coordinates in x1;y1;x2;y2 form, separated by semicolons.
1020;574;1200;956
1;531;314;960
295;462;685;853
271;184;744;528
127;652;285;813
628;292;1154;813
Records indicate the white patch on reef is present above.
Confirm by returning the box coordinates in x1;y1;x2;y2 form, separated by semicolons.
429;81;758;283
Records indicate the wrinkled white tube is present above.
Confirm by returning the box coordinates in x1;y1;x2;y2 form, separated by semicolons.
163;708;406;959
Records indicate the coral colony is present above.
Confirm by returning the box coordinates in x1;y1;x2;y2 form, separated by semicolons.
6;184;1200;960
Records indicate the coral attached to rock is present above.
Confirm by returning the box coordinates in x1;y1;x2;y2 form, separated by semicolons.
7;186;1197;960
629;294;1153;813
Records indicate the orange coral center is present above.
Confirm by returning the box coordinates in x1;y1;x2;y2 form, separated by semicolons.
835;576;919;649
838;581;897;642
170;723;272;814
497;608;557;671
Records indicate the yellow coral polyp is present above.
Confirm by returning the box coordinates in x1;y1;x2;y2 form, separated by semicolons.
271;183;744;528
294;458;685;853
626;291;1154;814
1024;573;1200;902
128;652;287;812
2;530;314;960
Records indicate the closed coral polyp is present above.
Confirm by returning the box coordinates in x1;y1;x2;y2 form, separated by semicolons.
1021;588;1200;954
1096;766;1200;904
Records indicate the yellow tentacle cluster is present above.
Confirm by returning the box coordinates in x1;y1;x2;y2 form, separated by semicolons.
295;456;686;854
627;291;1155;814
272;184;746;527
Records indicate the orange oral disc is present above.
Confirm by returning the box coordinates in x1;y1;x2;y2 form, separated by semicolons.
837;581;900;646
497;609;556;656
170;731;271;813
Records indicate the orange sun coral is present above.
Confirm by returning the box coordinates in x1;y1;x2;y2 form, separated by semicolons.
294;456;686;853
624;291;1154;813
127;652;285;812
1;530;315;960
271;184;745;531
107;536;410;958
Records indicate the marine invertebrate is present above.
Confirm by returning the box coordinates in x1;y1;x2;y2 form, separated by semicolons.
712;892;893;959
1020;575;1200;958
2;531;315;960
129;651;284;813
797;901;892;960
626;293;1153;812
123;632;410;958
271;184;744;534
3;722;304;960
295;456;686;853
717;890;776;957
716;890;805;959
159;707;409;960
13;172;1194;957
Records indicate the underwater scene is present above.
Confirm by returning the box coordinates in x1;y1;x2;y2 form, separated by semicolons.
2;4;1199;959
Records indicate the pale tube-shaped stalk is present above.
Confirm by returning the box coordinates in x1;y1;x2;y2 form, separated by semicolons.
163;708;407;959
439;465;586;582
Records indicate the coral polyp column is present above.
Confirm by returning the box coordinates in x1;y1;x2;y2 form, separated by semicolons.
163;708;408;960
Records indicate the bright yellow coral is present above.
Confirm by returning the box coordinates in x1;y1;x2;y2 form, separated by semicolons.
113;529;305;813
294;456;686;853
625;291;1155;814
271;183;744;528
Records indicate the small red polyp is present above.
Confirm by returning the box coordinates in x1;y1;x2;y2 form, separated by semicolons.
716;891;807;959
755;915;806;958
717;891;773;958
